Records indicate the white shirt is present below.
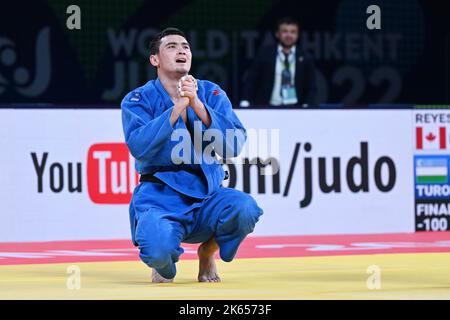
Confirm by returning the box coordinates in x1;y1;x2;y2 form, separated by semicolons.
269;45;297;106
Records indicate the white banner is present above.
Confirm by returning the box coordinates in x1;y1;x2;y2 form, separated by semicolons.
232;110;414;235
0;109;414;241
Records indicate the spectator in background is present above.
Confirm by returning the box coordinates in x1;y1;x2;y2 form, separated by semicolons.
240;17;318;108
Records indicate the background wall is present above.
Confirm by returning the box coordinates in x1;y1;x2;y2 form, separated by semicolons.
0;0;449;106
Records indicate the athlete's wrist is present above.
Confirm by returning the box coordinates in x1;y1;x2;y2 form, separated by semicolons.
191;96;204;110
174;97;189;110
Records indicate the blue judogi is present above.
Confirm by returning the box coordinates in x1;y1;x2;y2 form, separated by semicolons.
121;78;263;279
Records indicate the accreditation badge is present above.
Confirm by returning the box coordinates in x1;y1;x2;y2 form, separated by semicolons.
281;85;298;105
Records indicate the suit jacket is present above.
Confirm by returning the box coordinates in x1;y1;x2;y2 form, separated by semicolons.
242;44;318;106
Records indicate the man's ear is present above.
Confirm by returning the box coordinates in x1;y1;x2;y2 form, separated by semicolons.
149;54;159;67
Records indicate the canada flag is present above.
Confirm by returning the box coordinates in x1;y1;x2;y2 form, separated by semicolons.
416;126;447;150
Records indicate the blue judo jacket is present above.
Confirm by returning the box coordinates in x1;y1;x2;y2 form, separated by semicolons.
121;78;247;243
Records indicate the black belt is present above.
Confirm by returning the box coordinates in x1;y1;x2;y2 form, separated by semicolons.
139;174;163;183
139;171;229;183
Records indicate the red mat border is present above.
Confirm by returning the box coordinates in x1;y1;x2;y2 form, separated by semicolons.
0;232;449;265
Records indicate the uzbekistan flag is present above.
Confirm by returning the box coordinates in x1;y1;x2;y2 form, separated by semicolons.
415;158;448;184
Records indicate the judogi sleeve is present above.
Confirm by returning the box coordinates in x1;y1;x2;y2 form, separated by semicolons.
202;86;247;159
121;92;175;163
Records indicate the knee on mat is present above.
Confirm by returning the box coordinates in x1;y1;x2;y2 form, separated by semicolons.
139;245;173;269
219;239;242;262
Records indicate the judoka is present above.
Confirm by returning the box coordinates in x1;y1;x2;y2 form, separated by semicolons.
121;27;263;283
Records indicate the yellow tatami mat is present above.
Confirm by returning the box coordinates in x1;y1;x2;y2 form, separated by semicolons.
1;253;449;299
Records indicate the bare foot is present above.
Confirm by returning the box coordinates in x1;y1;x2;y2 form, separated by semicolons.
197;238;221;283
151;268;174;283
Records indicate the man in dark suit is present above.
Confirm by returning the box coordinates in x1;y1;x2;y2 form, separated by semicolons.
240;17;318;107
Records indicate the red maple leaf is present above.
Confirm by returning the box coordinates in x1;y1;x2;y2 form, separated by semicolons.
212;89;220;96
425;132;436;141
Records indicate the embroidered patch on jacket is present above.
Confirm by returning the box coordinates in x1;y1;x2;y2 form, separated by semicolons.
212;89;220;96
129;92;142;102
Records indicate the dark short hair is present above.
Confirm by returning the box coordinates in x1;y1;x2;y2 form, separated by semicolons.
276;17;299;31
149;27;188;55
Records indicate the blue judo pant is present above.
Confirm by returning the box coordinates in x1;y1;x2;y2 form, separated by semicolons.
131;186;263;279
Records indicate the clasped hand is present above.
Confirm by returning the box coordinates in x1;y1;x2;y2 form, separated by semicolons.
177;75;199;108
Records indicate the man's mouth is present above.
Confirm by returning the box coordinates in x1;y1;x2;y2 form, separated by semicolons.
176;58;186;63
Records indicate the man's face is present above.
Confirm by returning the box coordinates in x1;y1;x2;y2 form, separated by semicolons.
151;34;192;75
275;23;299;48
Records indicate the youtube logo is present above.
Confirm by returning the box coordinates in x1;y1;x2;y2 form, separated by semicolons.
31;142;140;205
87;143;139;204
